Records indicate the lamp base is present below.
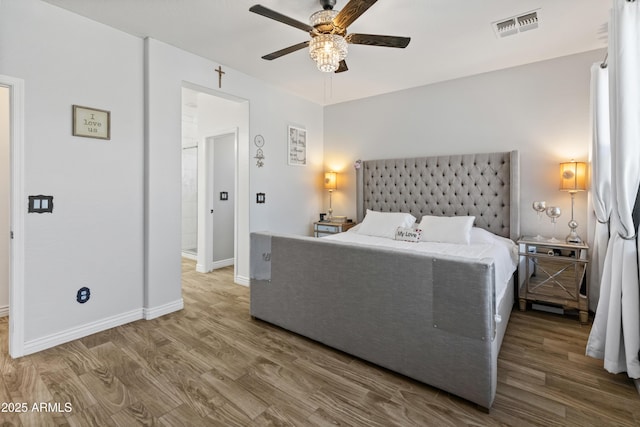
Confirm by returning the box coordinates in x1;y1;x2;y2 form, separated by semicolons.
565;194;583;244
566;235;583;244
566;227;583;245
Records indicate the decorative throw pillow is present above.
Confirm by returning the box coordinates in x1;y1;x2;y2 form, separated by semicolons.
419;215;476;244
395;227;423;242
356;210;417;239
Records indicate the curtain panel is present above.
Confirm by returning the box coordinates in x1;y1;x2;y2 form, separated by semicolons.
588;63;612;312
586;0;640;379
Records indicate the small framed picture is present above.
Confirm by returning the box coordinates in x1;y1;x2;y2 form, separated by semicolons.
287;125;306;166
72;105;110;140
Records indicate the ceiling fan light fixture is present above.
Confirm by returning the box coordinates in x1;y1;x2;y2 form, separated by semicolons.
250;0;410;73
310;9;338;28
309;34;348;72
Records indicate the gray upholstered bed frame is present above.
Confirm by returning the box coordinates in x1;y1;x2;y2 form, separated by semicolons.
250;151;520;410
356;151;519;240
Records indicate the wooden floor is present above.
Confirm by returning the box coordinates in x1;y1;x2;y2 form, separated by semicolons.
0;259;638;426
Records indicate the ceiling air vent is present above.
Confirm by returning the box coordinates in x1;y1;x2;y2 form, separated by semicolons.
494;18;517;37
492;9;540;38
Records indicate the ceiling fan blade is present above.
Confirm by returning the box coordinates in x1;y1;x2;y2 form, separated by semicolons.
249;5;314;33
345;33;411;48
333;0;378;31
261;41;310;60
335;60;348;73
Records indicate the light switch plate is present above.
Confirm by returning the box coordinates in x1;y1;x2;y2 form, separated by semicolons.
28;195;54;213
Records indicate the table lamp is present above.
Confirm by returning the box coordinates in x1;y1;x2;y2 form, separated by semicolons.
324;171;337;221
559;160;587;244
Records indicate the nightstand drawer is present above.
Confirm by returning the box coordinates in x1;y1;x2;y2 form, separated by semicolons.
313;221;356;237
316;224;337;233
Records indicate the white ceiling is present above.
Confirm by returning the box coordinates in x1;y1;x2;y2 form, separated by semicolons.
42;0;611;106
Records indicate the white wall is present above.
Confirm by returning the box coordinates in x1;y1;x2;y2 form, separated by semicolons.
0;0;324;352
0;0;144;345
324;49;603;240
145;37;324;297
0;86;9;314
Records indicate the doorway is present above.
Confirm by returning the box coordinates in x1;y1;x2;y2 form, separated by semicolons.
181;145;198;260
1;87;10;317
181;85;245;278
2;74;25;357
199;131;236;272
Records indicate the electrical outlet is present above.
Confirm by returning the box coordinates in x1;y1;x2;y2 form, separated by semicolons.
76;287;90;304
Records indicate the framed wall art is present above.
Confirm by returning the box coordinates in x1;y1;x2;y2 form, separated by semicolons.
72;105;111;140
287;125;306;166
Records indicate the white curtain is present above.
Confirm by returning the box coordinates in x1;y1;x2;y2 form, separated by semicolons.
586;0;640;379
588;63;611;312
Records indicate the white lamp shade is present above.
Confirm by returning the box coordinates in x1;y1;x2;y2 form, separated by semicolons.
560;161;587;192
324;172;337;190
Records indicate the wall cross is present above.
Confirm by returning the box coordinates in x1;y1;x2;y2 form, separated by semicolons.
215;66;225;88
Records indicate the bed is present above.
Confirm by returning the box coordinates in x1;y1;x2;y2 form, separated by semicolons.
250;151;520;410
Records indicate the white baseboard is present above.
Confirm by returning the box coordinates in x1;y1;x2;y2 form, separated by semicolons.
19;299;184;356
181;252;197;261
235;275;249;287
22;308;143;356
143;298;183;320
213;258;234;270
196;258;234;273
0;305;8;318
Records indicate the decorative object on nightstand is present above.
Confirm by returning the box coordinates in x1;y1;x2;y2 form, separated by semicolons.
559;160;587;244
324;171;337;221
531;201;547;240
518;236;589;323
314;220;355;237
545;206;562;242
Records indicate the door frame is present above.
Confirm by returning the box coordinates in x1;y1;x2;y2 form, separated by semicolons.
1;75;26;358
196;128;238;274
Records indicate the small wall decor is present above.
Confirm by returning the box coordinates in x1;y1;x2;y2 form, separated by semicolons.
256;193;266;204
72;105;110;140
214;65;225;88
254;134;265;167
287;125;306;166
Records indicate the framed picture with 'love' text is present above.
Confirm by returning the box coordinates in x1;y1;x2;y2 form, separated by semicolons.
72;105;110;140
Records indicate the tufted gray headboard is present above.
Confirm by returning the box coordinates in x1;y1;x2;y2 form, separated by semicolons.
355;151;520;240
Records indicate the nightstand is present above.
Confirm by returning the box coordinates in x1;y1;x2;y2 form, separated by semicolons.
313;221;356;237
517;237;589;323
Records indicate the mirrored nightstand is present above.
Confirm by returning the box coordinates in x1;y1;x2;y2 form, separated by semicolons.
517;236;589;323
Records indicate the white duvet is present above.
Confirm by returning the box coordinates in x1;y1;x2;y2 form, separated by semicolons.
324;225;518;305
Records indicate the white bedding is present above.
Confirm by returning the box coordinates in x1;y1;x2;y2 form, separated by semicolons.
324;225;518;306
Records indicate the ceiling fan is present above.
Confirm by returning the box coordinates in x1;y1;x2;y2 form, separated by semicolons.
249;0;411;73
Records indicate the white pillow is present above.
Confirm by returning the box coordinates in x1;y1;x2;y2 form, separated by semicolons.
395;227;423;242
357;210;416;239
419;215;475;244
